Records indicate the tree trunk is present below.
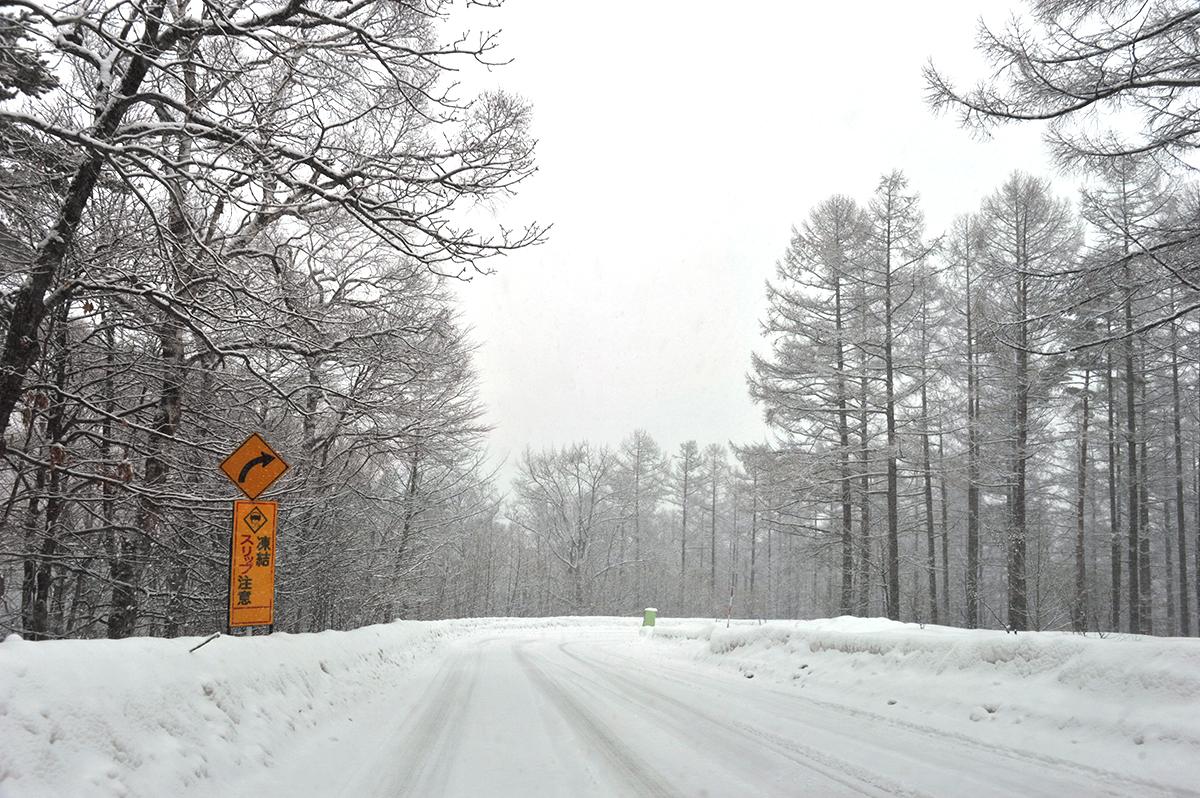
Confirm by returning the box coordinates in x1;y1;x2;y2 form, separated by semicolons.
396;452;422;566
679;462;689;612
1170;312;1191;635
1137;381;1152;635
938;430;950;622
1073;369;1091;632
835;278;854;615
1008;261;1029;632
1165;500;1176;632
20;304;69;640
965;250;981;628
921;338;938;624
857;370;872;615
709;461;717;610
1106;349;1121;632
883;218;900;621
1124;271;1141;633
749;469;758;616
109;43;199;639
632;452;642;604
0;6;169;442
107;256;187;638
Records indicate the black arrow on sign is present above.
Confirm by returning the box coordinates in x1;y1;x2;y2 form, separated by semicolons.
238;451;276;483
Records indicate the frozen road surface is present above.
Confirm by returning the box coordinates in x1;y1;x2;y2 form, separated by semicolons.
5;618;1198;797
268;627;1197;798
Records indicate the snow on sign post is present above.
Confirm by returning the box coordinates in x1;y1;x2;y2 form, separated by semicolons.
229;500;277;628
220;433;288;632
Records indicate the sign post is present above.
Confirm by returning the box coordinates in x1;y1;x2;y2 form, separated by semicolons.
220;433;289;634
228;500;277;628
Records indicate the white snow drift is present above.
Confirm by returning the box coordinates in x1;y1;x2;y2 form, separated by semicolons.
651;617;1200;788
1;616;1198;797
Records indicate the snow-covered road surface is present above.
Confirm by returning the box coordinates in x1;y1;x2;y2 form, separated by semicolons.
4;617;1199;797
267;628;1197;798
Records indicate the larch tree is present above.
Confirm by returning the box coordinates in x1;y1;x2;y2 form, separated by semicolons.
865;171;932;621
1077;158;1174;632
750;195;869;616
615;430;668;607
944;214;984;628
670;440;700;614
976;172;1079;632
701;443;727;610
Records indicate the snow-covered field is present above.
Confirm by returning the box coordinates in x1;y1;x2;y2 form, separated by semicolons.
2;616;1198;797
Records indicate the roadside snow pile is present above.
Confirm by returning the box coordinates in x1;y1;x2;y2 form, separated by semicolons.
0;616;636;798
652;617;1200;756
0;623;460;798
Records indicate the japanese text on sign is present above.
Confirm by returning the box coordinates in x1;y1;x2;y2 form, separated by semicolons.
228;500;277;627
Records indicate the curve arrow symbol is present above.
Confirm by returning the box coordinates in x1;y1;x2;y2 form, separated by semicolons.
238;451;276;483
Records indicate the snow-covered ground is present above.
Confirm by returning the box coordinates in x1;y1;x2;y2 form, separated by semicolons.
2;616;1198;797
651;618;1200;792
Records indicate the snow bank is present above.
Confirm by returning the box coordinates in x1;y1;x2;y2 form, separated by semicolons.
0;616;636;798
0;623;455;798
651;617;1200;759
7;614;1195;797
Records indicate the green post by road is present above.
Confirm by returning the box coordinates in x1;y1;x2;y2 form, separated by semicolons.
643;607;657;627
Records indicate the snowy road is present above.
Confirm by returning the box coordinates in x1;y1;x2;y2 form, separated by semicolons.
5;619;1198;797
276;628;1196;798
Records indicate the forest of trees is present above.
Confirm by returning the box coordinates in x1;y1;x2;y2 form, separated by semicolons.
0;0;540;639
4;1;1200;639
434;1;1200;636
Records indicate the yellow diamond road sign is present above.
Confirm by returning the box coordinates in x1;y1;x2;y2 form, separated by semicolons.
220;432;288;500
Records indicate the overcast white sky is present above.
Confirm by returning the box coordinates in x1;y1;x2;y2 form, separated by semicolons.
451;1;1062;475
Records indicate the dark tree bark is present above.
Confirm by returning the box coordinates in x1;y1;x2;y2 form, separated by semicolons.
20;303;70;640
709;451;718;610
1137;374;1152;635
1124;268;1141;633
856;295;872;615
920;294;938;624
1107;350;1122;632
1170;312;1191;635
1008;255;1030;632
835;276;854;615
1073;369;1091;632
938;430;950;623
748;468;758;616
0;3;171;444
1165;500;1176;632
883;263;900;621
876;190;902;621
965;249;981;629
676;443;695;612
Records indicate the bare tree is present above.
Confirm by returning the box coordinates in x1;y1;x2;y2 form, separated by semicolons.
866;171;932;620
750;195;869;616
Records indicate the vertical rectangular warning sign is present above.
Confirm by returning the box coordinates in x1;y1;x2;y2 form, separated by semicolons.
229;500;277;628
